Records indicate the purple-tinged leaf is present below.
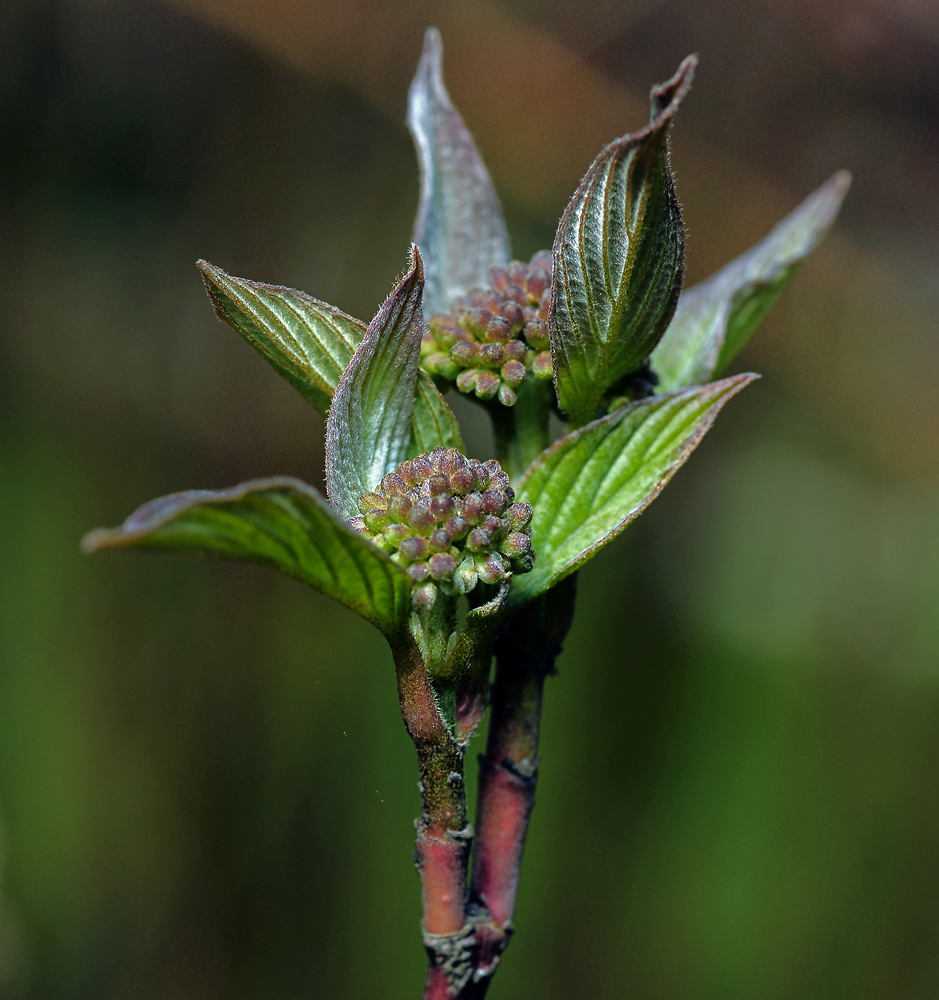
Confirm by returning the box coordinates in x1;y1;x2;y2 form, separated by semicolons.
82;478;413;639
408;27;510;318
510;374;756;606
326;246;426;520
550;56;695;428
652;170;852;390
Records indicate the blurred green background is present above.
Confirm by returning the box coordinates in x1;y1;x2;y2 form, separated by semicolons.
1;0;938;997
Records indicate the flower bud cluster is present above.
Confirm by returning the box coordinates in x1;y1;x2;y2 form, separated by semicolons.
421;251;555;407
348;448;535;610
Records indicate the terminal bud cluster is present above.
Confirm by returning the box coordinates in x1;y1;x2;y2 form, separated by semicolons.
349;448;535;609
421;251;555;407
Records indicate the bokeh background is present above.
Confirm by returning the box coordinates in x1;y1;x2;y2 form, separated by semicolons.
1;0;938;997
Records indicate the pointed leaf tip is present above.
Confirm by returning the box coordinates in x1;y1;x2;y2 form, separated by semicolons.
652;169;852;390
650;54;697;121
550;58;692;428
408;27;510;317
511;373;756;605
326;245;427;520
83;477;413;637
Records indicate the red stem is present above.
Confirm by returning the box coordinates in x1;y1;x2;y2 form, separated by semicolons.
464;576;577;996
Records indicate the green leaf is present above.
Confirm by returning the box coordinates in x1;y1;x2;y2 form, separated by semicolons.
652;170;851;390
510;374;756;605
199;259;463;455
550;56;694;429
408;27;510;318
82;477;413;638
198;260;363;412
410;374;465;456
326;246;426;520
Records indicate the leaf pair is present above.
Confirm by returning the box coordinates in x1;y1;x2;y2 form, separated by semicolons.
86;250;439;642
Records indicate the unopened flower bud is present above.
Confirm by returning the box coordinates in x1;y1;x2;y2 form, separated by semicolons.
429;552;457;581
525;267;549;301
381;472;408;495
450;467;475;495
430;494;455;521
501;359;527;387
399;536;429;562
508;502;533;530
450;341;478;367
483;489;508;516
358;491;384;514
387;493;413;520
486;316;511;342
456;369;479;393
454;555;478;593
408;504;436;535
476;551;506;584
532;351;554;379
475;371;500;399
383;523;411;547
467;527;492;551
413;581;437;610
443;515;469;541
463;493;485;524
427;474;451;496
500;299;525;331
501;531;532;558
490;264;508;289
523;318;550;351
363;507;388;531
479;343;505;368
498;384;517;407
428;529;451;553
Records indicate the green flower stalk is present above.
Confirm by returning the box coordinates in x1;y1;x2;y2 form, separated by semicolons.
84;25;850;1000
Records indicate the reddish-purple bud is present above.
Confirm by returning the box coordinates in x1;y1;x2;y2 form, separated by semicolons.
506;261;528;287
501;359;527;387
413;581;437;610
450;341;479;367
525;267;549;302
476;551;507;584
429;552;457;581
475;371;500;399
485;316;511;342
430;494;455;522
489;266;509;291
508;502;533;530
387;493;413;520
500;299;525;331
399;536;429;562
523;318;550;350
502;531;532;558
467;527;492;552
408;503;436;535
463;493;485;524
443;515;469;541
479;343;505;368
450;467;475;495
483;490;508;516
363;507;388;531
428;529;451;553
427;474;451;496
